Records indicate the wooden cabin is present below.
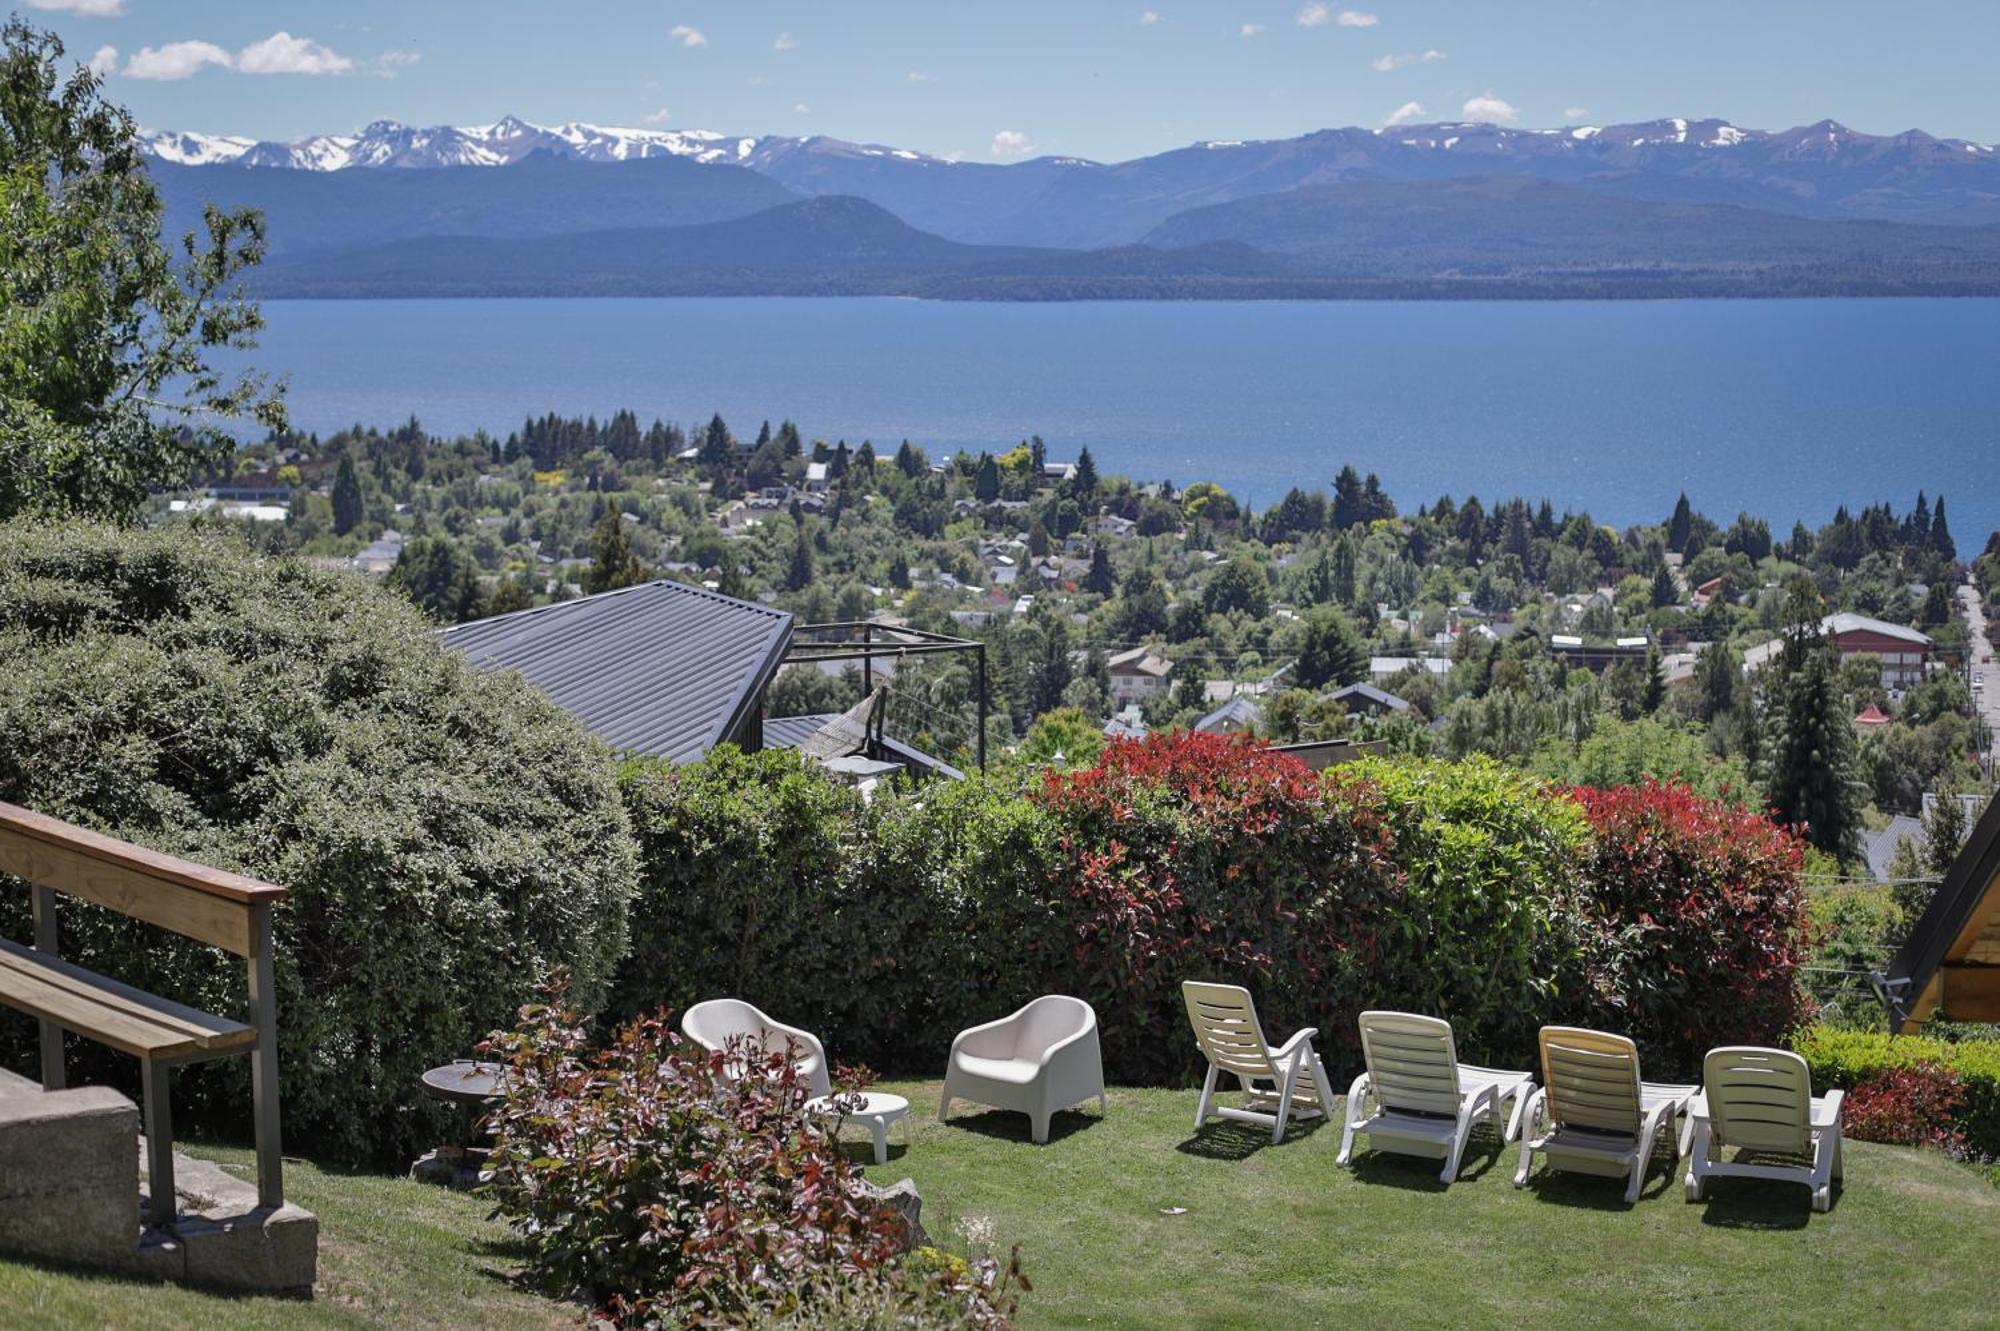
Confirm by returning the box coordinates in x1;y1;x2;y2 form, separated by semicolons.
1883;791;2000;1029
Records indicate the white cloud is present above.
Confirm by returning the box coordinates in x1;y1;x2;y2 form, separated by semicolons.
991;129;1035;159
1462;92;1520;124
1240;23;1265;36
87;44;118;78
907;70;937;82
641;106;673;125
235;31;354;76
123;40;232;81
24;0;125;16
773;31;798;51
1384;100;1426;127
670;25;707;49
372;49;420;77
1297;3;1330;26
1372;48;1445;72
1139;9;1162;23
1564;106;1589;121
793;102;810;114
1337;10;1378;26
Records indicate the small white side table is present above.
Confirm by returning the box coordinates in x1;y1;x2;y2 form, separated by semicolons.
807;1091;911;1165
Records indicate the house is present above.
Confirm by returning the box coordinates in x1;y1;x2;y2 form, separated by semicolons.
1329;683;1410;718
1107;647;1174;706
350;529;405;575
1103;707;1148;741
1369;656;1450;687
1692;576;1726;609
804;461;830;493
1040;461;1076;486
444;579;962;779
1193;696;1263;736
1865;814;1926;884
1881;792;2000;1027
1744;613;1935;689
1855;704;1892;729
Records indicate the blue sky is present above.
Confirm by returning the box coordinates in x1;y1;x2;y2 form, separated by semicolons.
21;1;2000;160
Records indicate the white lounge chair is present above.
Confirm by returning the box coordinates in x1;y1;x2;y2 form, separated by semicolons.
1513;1026;1695;1203
681;998;832;1099
1338;1010;1534;1182
1685;1046;1845;1212
1182;981;1336;1144
938;995;1105;1144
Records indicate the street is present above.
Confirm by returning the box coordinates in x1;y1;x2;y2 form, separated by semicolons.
1961;581;1999;775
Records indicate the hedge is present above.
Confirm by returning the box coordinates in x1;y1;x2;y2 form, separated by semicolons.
612;738;1808;1087
1795;1026;2000;1159
0;521;638;1164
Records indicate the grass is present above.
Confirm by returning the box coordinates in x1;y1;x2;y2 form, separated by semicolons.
2;1081;1996;1330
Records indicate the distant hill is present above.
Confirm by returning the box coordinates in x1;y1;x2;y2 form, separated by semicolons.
148;113;2000;300
154;151;796;260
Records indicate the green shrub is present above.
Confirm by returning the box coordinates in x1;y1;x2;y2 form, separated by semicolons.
1343;755;1590;1066
0;520;636;1163
1805;886;1904;1024
1795;1026;2000;1158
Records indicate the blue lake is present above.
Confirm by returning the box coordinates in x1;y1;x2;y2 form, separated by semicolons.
245;296;2000;543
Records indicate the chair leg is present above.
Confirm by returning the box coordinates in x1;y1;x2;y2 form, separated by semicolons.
1443;1111;1476;1183
1684;1120;1711;1201
1194;1064;1219;1131
1271;1059;1299;1145
1029;1110;1050;1145
937;1088;954;1125
1098;1090;1108;1114
1337;1073;1369;1166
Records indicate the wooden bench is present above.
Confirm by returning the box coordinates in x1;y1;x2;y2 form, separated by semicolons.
0;800;286;1226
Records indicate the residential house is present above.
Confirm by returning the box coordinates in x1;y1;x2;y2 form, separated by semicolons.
1107;646;1174;706
1193;696;1263;736
1744;613;1936;689
1328;683;1410;718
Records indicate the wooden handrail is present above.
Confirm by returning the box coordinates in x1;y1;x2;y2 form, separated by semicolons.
0;801;286;906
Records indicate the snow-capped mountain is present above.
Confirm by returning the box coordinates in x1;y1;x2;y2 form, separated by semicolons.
138;116;947;173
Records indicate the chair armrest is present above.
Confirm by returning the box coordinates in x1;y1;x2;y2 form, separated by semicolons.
1270;1027;1318;1062
1520;1086;1548;1138
1034;1019;1098;1070
1810;1088;1844;1128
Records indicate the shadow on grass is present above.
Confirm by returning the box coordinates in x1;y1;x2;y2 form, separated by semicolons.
1688;1175;1823;1230
1175;1114;1327;1160
937;1106;1103;1146
1521;1151;1682;1210
1343;1129;1508;1190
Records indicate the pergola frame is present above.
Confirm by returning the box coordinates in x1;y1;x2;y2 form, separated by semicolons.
779;620;989;772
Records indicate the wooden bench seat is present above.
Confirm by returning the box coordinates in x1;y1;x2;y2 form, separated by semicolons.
0;938;255;1062
0;800;287;1227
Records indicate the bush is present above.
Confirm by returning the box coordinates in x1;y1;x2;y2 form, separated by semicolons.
1804;885;1904;1024
1795;1026;2000;1158
1033;732;1402;1082
0;520;637;1163
482;988;1017;1328
1843;1062;1967;1153
1342;755;1590;1066
1571;781;1810;1079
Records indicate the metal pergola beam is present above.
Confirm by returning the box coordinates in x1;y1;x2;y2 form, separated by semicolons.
773;620;989;772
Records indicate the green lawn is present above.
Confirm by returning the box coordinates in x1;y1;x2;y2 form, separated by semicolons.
2;1081;1996;1330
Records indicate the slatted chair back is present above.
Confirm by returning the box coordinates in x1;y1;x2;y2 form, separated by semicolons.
1357;1010;1463;1117
1703;1046;1815;1156
1182;982;1279;1082
1538;1026;1643;1137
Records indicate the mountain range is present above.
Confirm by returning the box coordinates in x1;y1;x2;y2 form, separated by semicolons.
142;114;2000;299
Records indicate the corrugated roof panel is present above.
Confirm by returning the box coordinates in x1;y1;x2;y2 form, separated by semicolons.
441;580;793;764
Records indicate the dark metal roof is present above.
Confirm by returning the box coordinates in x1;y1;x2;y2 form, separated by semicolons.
765;712;966;782
441;579;793;764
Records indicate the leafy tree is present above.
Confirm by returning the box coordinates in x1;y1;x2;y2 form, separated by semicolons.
1931;495;1956;561
696;413;733;467
0;20;285;521
785;518;815;591
1203;553;1270;618
1293;606;1366;690
973;452;1000;502
389;535;483;622
1018;705;1104;768
585;505;645;594
331;452;364;536
1070;446;1098;501
1114;565;1169;639
1648;563;1678;608
1024;607;1073;716
1666;493;1693;552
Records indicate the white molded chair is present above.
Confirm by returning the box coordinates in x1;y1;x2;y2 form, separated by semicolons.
1182;981;1336;1144
1685;1046;1845;1212
681;998;832;1099
1338;1010;1535;1182
1514;1026;1695;1203
939;995;1106;1144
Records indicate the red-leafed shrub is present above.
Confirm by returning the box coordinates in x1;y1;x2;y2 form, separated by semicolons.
482;984;1019;1328
1032;731;1402;1083
1572;781;1810;1078
1843;1061;1969;1152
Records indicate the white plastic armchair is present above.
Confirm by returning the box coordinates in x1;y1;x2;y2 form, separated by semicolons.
938;995;1106;1144
681;998;832;1099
